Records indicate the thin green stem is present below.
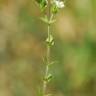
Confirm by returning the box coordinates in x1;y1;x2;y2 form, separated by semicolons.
42;0;51;96
42;21;51;96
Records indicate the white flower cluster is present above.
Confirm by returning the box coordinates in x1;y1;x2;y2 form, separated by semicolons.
52;0;65;8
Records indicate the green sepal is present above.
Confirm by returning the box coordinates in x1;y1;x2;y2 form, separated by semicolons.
36;0;47;11
51;5;59;14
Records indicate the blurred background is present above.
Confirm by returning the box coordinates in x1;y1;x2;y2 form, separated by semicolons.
0;0;96;96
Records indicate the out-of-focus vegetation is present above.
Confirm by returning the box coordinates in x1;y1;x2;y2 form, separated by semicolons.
0;0;96;96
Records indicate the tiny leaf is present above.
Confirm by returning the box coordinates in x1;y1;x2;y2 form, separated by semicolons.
49;19;56;24
48;61;55;66
40;15;49;23
46;34;54;46
47;74;52;82
44;74;53;82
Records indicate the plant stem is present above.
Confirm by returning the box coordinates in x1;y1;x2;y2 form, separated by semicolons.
42;17;51;96
42;0;51;96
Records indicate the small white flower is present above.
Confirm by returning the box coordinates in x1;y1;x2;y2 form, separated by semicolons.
53;0;65;8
